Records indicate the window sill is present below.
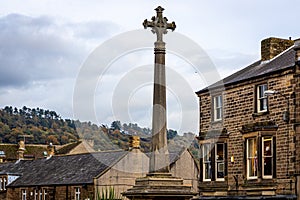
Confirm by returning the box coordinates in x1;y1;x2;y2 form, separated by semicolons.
252;111;269;118
211;120;223;125
242;178;276;187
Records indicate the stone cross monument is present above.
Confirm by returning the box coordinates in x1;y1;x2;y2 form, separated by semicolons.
123;6;195;200
143;6;176;173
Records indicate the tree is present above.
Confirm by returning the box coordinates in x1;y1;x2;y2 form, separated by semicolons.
167;129;178;140
111;121;121;131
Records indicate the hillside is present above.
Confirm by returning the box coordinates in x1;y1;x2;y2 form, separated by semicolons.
0;106;199;158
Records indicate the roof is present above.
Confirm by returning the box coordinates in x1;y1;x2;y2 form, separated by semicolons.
0;144;48;160
196;46;296;94
0;150;128;187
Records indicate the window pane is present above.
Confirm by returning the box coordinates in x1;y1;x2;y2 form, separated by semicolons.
248;157;257;177
204;163;212;179
264;157;272;176
203;144;211;161
248;138;256;157
216;143;224;179
203;144;212;180
247;138;257;178
216;144;224;161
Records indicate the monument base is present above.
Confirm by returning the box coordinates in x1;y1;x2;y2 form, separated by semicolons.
123;173;196;200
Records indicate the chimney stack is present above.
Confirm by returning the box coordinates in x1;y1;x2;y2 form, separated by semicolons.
47;143;55;157
17;140;25;160
129;136;140;149
294;38;300;65
261;37;294;61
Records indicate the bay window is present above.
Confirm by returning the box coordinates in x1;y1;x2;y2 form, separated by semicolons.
245;134;275;180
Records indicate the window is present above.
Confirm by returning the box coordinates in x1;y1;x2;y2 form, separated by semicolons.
202;142;227;182
263;136;273;178
21;189;27;200
246;135;275;180
203;144;212;181
216;143;225;181
257;84;268;112
0;178;2;191
247;138;258;179
213;95;223;121
75;187;81;200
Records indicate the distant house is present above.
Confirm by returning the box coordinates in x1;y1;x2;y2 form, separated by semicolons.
196;37;300;199
0;139;94;163
0;137;198;200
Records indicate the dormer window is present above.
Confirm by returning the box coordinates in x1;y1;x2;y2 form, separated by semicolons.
257;84;268;112
213;95;223;121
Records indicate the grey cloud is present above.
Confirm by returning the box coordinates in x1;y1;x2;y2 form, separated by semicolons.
69;21;120;40
0;14;120;89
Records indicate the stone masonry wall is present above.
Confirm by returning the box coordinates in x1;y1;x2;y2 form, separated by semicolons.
198;70;296;196
261;37;294;61
6;185;94;200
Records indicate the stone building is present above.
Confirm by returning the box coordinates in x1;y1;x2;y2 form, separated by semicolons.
0;137;198;200
196;37;300;199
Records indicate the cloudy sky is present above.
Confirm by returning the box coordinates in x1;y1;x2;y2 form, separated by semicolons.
1;0;300;134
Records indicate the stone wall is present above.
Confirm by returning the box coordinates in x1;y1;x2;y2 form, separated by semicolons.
95;148;149;199
6;185;94;200
198;69;297;197
261;37;294;61
170;150;199;192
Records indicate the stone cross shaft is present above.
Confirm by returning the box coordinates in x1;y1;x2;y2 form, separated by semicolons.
143;6;176;173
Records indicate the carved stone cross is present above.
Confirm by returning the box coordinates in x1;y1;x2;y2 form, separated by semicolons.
143;6;176;43
143;6;176;173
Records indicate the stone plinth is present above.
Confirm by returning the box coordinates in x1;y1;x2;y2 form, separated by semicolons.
123;173;196;200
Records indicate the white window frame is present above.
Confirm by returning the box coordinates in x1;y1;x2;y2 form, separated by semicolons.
257;84;268;112
247;137;258;179
34;190;38;200
39;190;43;200
262;136;273;179
3;178;6;190
213;95;223;121
0;178;2;191
21;189;27;200
215;143;225;181
43;188;47;200
203;143;212;181
75;187;81;200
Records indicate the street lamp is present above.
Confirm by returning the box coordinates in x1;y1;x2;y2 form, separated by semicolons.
264;90;290;123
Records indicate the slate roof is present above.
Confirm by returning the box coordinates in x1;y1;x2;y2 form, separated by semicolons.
0;150;128;187
197;46;296;94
